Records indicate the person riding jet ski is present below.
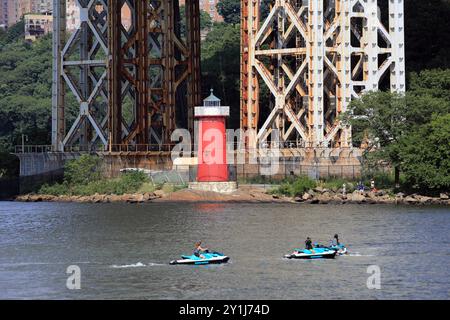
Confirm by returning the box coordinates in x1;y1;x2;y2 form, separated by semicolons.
294;237;314;254
305;237;314;250
194;241;208;259
331;234;340;246
327;234;347;255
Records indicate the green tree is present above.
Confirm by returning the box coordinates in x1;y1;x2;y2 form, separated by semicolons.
343;70;450;189
0;33;53;151
342;91;407;185
217;0;241;24
201;23;241;128
399;114;450;191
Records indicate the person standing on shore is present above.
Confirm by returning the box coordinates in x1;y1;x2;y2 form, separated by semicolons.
371;179;377;192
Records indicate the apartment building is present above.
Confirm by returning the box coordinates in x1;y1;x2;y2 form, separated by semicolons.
24;11;52;41
1;0;52;27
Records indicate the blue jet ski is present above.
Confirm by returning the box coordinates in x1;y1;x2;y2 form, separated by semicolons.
284;247;337;259
315;243;348;255
170;251;230;265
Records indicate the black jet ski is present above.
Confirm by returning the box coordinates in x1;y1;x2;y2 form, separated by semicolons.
170;251;230;265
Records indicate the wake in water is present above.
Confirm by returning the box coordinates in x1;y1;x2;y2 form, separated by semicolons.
110;262;165;268
344;253;375;257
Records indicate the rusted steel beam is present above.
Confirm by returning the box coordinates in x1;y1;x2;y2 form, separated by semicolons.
107;0;122;147
186;0;202;136
55;0;201;150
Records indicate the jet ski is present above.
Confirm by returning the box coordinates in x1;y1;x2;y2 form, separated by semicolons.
170;251;230;265
315;243;348;255
330;244;347;255
284;247;337;260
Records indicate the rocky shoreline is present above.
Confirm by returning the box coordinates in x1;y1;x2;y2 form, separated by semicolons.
288;187;449;205
11;186;450;205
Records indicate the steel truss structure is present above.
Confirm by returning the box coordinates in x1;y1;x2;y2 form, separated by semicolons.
241;0;405;148
52;0;201;152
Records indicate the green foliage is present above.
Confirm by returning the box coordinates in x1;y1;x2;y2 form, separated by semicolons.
0;151;19;178
0;30;53;151
201;23;241;128
361;171;404;190
272;176;317;197
317;178;349;192
39;182;70;196
399;114;450;191
216;0;240;24
64;154;102;185
39;166;152;196
41;154;153;196
343;70;450;191
0;20;25;46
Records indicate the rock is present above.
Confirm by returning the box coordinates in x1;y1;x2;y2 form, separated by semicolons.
154;190;165;198
440;193;449;200
294;196;304;202
109;195;122;202
380;198;396;204
404;196;419;204
350;193;366;203
143;192;157;202
313;187;325;193
396;192;405;198
331;195;344;204
92;193;104;203
375;190;386;197
272;194;280;199
15;195;29;202
302;192;312;200
415;195;433;204
121;194;140;203
317;194;331;204
310;197;319;204
367;191;377;199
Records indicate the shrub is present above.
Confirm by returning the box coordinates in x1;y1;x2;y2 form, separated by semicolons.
290;176;316;196
64;154;102;185
39;182;70;195
39;169;152;196
272;175;316;197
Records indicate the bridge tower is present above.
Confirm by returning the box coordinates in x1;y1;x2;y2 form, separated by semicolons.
241;0;405;149
52;0;201;152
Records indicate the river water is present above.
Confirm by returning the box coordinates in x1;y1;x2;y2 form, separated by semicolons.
0;201;449;300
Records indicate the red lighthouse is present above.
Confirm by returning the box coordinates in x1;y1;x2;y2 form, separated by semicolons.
195;90;230;182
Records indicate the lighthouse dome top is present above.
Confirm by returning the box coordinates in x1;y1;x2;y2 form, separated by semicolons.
203;89;221;107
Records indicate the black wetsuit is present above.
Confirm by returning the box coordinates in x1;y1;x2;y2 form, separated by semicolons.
305;239;313;250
